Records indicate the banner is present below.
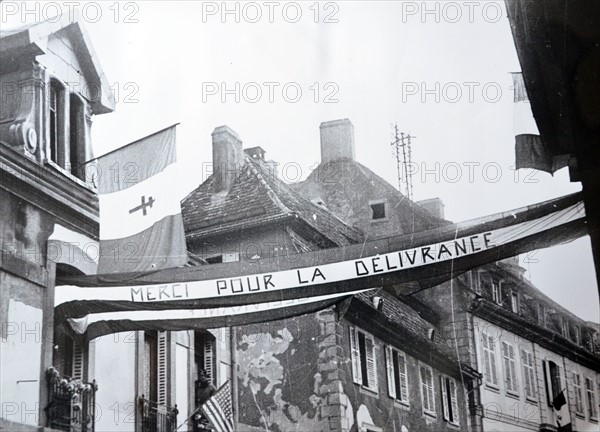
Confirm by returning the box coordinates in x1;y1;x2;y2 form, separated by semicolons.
54;192;586;337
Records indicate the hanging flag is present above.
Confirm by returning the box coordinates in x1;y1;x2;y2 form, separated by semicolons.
53;192;587;337
96;125;187;274
512;72;569;174
201;381;234;432
552;389;572;431
48;224;99;275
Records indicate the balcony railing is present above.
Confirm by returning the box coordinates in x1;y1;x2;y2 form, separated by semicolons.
45;367;97;432
139;396;178;432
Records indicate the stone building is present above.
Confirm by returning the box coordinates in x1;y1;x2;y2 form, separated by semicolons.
294;119;600;432
0;14;114;431
179;124;480;432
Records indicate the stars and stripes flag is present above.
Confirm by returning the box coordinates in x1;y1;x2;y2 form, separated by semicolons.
95;125;188;274
201;381;234;432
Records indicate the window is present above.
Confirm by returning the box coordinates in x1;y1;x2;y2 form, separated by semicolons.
473;270;482;295
520;349;537;400
49;80;65;166
69;93;86;179
585;377;598;420
370;202;386;220
543;360;562;407
440;376;459;425
481;332;498;387
573;372;584;416
538;303;546;326
573;325;581;345
561;318;569;338
385;345;409;404
502;341;519;395
143;331;168;405
349;326;378;392
492;281;501;305
419;364;435;415
510;292;519;313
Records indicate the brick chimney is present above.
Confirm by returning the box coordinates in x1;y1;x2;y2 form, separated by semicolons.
212;125;243;193
417;198;445;219
320;118;355;163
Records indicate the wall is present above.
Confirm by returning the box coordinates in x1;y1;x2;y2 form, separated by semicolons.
91;333;137;432
473;317;540;431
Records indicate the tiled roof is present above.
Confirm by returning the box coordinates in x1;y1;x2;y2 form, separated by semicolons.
293;159;449;236
354;290;457;360
181;155;364;247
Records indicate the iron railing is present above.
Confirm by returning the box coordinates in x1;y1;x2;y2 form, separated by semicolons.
139;396;178;432
45;367;97;432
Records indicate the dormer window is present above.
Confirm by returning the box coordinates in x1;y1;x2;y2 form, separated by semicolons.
369;200;387;221
510;291;519;313
47;78;87;181
492;280;502;305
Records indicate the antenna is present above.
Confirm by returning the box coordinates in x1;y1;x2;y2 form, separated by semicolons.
391;124;416;201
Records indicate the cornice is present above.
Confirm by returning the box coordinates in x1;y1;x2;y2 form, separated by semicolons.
1;143;99;238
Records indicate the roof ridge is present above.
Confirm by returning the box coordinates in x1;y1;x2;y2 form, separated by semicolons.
244;155;293;215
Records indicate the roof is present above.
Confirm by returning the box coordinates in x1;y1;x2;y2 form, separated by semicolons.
0;12;115;114
293;158;449;237
181;155;364;247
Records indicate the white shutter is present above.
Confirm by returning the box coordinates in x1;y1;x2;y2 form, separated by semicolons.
72;341;84;380
509;344;518;392
349;326;362;385
440;376;449;420
520;349;531;397
204;336;215;384
385;345;396;398
449;378;459;423
428;369;435;412
502;342;512;390
543;360;553;406
365;334;377;391
157;331;168;406
398;353;409;402
489;336;498;385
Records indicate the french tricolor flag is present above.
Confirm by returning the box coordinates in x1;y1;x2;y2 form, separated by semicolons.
96;125;188;274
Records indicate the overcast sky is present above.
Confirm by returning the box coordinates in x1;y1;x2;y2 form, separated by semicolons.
4;1;598;321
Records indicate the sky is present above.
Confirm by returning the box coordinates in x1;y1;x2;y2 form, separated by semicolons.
3;1;598;322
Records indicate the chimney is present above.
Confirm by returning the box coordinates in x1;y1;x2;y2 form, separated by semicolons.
320;118;355;163
212;125;243;193
417;198;445;219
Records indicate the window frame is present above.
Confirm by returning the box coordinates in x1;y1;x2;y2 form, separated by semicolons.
481;331;499;388
584;377;598;421
385;345;409;405
573;372;585;417
510;291;519;313
419;363;436;417
349;326;378;393
492;280;502;305
368;199;388;222
520;348;537;401
501;340;519;397
440;375;460;426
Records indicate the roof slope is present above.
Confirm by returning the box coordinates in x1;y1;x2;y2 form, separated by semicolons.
293;159;449;238
0;12;114;114
181;155;364;247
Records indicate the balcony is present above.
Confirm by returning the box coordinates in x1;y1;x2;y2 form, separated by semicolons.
138;396;178;432
45;367;97;432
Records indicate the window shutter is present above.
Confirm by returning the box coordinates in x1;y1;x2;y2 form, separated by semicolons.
440;376;449;420
542;360;553;406
502;342;512;390
398;354;408;402
204;336;215;384
385;346;396;398
509;345;518;392
449;379;459;423
157;331;168;406
72;341;84;380
428;370;435;412
365;335;377;390
489;336;498;385
349;327;362;385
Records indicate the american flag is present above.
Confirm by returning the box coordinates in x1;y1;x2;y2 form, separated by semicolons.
201;381;234;432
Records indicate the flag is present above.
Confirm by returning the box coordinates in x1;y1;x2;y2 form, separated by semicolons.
552;389;567;410
96;125;187;274
512;72;569;174
201;381;234;432
552;389;572;430
48;224;99;275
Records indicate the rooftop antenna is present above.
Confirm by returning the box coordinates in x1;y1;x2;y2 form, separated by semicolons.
391;124;416;201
